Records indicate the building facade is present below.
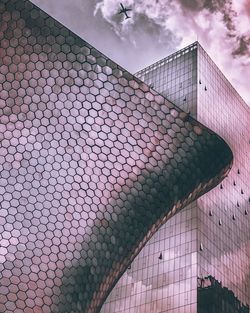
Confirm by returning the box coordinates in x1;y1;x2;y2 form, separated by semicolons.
101;43;250;313
0;2;234;313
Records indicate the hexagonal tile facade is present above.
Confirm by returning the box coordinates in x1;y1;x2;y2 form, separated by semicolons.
0;1;233;313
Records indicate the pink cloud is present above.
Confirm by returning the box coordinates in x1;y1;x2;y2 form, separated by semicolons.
96;0;250;105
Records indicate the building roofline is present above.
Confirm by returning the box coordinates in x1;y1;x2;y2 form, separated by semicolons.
135;41;198;76
135;41;249;112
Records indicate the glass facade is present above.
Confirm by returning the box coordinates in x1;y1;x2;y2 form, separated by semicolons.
101;43;250;312
135;44;198;116
196;44;249;308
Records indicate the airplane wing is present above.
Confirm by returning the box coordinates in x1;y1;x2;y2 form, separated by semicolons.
124;12;131;19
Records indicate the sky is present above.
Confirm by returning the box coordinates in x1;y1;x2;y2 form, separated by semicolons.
31;0;250;106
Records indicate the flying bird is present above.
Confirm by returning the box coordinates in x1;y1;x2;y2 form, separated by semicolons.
118;3;132;19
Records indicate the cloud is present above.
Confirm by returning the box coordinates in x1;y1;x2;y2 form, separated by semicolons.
178;0;205;11
178;0;250;58
232;35;250;56
95;0;250;58
94;1;181;46
95;0;250;105
94;0;197;53
246;0;250;16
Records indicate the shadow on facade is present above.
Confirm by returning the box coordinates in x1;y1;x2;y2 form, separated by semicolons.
198;276;249;313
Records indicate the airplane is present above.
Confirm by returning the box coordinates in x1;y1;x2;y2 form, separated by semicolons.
118;3;132;19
